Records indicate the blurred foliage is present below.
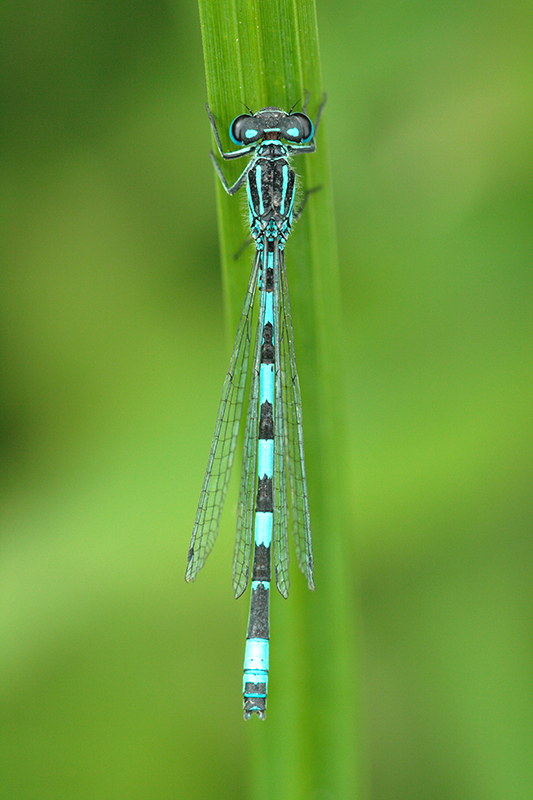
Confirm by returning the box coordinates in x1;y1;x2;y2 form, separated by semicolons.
1;0;532;799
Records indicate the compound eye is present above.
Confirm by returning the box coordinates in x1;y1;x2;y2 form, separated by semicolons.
283;113;314;143
230;114;263;145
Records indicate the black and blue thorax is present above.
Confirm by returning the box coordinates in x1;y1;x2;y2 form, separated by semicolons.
246;141;296;248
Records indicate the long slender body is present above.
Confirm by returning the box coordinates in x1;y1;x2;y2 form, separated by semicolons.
186;96;325;719
242;247;275;718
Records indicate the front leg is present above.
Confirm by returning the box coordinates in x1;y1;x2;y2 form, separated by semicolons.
210;151;254;196
206;104;254;161
288;92;327;154
302;91;327;136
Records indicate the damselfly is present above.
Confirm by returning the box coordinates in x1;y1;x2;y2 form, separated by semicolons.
186;94;326;719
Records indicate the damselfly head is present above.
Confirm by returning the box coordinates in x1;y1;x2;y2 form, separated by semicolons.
230;107;314;146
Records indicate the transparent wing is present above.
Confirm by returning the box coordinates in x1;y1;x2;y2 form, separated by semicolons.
185;251;261;583
233;257;265;598
273;244;291;598
278;247;314;591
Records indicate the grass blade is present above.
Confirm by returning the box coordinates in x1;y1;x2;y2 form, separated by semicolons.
198;1;364;797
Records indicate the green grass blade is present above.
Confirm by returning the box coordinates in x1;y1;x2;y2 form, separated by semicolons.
198;1;365;797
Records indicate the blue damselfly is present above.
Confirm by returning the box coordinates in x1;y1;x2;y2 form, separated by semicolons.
186;94;325;719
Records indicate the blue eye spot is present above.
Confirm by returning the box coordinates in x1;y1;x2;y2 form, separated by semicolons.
245;129;258;139
286;127;300;137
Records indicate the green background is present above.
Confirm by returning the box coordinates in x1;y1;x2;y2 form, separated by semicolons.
1;0;532;799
